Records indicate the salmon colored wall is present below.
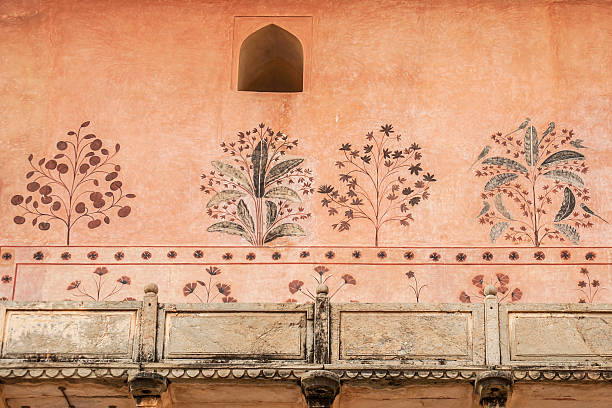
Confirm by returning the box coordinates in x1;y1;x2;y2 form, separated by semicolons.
0;0;610;303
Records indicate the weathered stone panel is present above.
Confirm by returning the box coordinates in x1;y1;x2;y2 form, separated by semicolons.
163;311;308;360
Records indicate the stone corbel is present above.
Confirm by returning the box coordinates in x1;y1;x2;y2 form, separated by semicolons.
474;370;513;408
128;372;168;408
301;370;340;408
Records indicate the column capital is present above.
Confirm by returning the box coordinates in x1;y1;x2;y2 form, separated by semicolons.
301;370;340;408
474;370;513;408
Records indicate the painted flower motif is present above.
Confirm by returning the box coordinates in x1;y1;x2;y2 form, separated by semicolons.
288;280;304;294
377;251;387;259
222;296;237;303
314;266;329;276
272;252;282;260
183;282;197;296
341;274;356;285
61;251;71;260
117;276;131;285
508;251;519;260
585;252;596;261
580;267;589;275
167;250;177;259
459;291;471;303
472;275;485;288
245;252;256;261
87;251;98;260
482;251;493;261
578;281;587;288
560;250;571;260
114;251;124;261
206;266;221;276
1;253;12;261
216;283;231;295
300;251;310;258
406;271;415;279
404;251;414;260
123;297;137;301
352;250;361;259
511;288;523;301
141;251;152;260
222;252;233;261
193;250;204;259
592;280;600;287
533;251;545;261
325;251;335;259
67;280;81;290
1;275;12;284
579;299;586;303
33;251;44;261
429;252;440;262
496;273;510;286
284;298;298;303
0;297;8;301
455;253;467;262
94;267;109;276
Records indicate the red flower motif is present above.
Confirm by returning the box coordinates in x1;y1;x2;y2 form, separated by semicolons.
406;271;415;279
459;291;471;303
222;296;237;303
1;275;12;284
511;288;523;301
314;266;329;276
472;274;485;288
206;266;221;276
285;298;298;303
93;267;109;276
216;283;231;296
289;280;304;294
67;280;81;290
183;282;197;296
496;273;510;286
342;274;356;285
117;276;131;285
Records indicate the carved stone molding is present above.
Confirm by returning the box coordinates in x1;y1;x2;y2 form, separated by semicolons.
474;370;513;408
301;370;340;408
128;371;168;407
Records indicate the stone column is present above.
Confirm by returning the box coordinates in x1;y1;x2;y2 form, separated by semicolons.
128;372;168;408
140;283;159;362
314;283;330;364
301;370;340;408
474;371;513;408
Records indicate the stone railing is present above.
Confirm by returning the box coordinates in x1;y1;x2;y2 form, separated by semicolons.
0;284;612;407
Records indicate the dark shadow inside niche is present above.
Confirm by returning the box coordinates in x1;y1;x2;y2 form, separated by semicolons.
238;24;304;93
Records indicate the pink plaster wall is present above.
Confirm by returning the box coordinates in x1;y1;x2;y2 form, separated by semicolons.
0;0;610;303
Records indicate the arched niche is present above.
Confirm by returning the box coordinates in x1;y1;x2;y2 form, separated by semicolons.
238;24;304;93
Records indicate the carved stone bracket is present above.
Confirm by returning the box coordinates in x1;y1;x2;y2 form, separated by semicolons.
128;371;168;408
474;370;513;408
301;370;340;408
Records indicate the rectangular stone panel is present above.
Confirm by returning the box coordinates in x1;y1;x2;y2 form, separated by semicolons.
163;311;307;360
506;311;612;362
332;305;483;364
1;310;137;359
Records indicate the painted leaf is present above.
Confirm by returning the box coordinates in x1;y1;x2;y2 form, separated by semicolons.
542;170;584;187
264;222;305;243
266;200;278;228
211;161;251;191
554;223;580;245
554;187;575;222
494;193;514;220
470;145;490;168
484;173;519;191
541;150;585;166
541;122;555;140
263;186;301;202
237;200;254;233
524;125;539;166
482;157;527;173
490;222;509;242
252;139;268;197
206;190;245;208
476;201;490;218
580;203;608;223
266;159;303;185
207;221;253;244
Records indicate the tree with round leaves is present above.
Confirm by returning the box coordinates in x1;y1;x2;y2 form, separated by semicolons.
11;121;135;245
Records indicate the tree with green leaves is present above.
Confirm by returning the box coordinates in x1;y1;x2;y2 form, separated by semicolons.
473;118;607;246
201;123;313;246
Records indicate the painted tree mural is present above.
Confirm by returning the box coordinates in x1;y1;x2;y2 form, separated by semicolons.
318;124;436;246
201;123;313;246
473;119;607;246
10;121;135;245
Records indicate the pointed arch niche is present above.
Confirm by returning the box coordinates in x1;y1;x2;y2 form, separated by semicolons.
232;17;312;93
